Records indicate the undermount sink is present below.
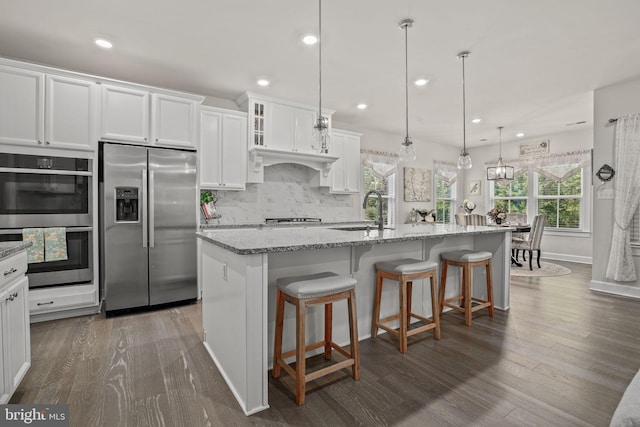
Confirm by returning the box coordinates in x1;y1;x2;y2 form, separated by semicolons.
330;226;393;231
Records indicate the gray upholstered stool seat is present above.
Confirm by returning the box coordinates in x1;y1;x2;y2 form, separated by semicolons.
272;272;360;405
277;272;356;299
375;258;438;274
439;250;494;326
441;250;492;263
372;258;441;353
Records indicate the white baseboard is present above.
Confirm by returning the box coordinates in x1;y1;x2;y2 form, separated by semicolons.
589;280;640;300
541;252;592;264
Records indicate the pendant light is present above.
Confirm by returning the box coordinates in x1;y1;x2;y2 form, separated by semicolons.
398;18;416;164
311;0;330;154
487;126;514;180
456;51;472;169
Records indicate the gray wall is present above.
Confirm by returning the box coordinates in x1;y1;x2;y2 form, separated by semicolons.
591;76;640;298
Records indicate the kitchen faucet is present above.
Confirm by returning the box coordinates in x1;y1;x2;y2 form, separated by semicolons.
362;190;385;232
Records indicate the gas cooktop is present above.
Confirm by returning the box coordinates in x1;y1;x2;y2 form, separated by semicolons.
264;218;322;224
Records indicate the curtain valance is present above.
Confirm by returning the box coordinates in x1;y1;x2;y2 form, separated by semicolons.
433;160;461;185
361;149;398;178
484;149;591;183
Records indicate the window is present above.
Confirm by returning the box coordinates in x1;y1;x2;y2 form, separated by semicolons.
493;172;528;214
488;151;591;232
362;166;396;226
435;175;457;224
536;169;582;229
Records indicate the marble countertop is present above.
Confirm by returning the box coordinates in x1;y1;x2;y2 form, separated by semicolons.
197;223;514;255
199;220;374;230
0;241;33;261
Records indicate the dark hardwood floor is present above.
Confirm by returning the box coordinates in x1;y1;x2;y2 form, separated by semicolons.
12;262;640;426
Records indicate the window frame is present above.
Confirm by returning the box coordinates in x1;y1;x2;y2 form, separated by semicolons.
489;164;591;233
361;164;396;227
434;174;458;224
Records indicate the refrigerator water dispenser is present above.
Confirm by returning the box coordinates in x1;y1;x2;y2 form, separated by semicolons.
115;187;139;222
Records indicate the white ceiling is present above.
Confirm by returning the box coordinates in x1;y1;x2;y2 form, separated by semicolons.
2;0;640;149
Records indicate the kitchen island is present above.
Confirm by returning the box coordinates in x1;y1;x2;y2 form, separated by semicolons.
197;223;513;415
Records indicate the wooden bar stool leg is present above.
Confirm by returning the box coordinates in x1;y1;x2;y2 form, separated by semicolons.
399;279;408;354
486;260;494;317
464;264;472;326
460;265;467;310
406;280;413;325
371;271;383;338
272;289;285;379
295;301;306;405
324;302;333;359
438;262;448;316
348;289;361;380
429;274;441;340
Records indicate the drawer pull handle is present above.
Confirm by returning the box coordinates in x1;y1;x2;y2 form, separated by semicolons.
4;267;17;276
37;301;55;306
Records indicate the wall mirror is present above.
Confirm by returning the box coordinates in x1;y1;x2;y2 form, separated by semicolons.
596;164;615;182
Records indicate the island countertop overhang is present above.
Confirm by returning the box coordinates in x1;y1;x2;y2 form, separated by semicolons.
196;224;513;255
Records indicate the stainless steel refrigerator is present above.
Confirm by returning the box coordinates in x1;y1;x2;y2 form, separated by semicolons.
99;142;197;313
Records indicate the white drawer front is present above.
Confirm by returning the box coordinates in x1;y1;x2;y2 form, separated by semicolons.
0;250;28;291
29;284;97;314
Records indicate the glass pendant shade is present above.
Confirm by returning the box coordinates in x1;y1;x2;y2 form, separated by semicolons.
399;136;416;163
312;116;330;154
457;151;472;169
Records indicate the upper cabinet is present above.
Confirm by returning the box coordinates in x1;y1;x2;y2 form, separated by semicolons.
200;107;247;190
101;85;200;149
330;129;362;194
237;92;338;184
0;65;98;152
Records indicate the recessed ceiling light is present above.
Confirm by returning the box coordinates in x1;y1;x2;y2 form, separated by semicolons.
257;79;270;86
357;103;368;110
414;78;429;86
471;118;482;124
302;34;318;45
516;132;525;137
95;38;113;49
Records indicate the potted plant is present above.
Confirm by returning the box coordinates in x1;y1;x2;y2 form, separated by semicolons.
487;206;507;224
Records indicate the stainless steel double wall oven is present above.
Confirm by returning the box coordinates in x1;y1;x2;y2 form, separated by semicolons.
0;153;93;288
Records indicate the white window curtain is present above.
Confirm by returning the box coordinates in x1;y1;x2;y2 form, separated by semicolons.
433;160;461;185
484;150;591;181
606;113;640;281
361;149;398;178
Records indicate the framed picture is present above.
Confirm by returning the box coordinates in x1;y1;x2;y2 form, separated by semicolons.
403;167;432;202
467;180;481;195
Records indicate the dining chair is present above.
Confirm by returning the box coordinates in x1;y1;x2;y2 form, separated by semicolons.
455;213;466;225
511;214;547;270
464;214;487;226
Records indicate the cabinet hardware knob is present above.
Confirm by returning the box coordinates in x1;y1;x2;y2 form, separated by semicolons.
45;141;50;145
155;138;158;142
144;137;148;141
3;267;17;276
37;301;55;306
37;140;42;144
12;292;18;298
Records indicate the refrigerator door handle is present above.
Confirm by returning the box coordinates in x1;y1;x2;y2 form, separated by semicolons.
142;169;148;248
149;169;155;248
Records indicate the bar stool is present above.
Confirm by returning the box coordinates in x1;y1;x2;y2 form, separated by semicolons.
439;250;494;326
371;258;441;353
272;272;360;405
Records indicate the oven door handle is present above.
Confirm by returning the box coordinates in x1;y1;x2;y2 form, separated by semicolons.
142;169;148;248
0;226;92;235
0;167;92;176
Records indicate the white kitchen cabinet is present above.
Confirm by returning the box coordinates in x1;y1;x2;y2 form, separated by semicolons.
151;93;197;148
0;250;30;404
0;65;96;151
101;85;200;149
330;129;362;194
263;102;325;154
200;107;247;190
100;84;150;144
